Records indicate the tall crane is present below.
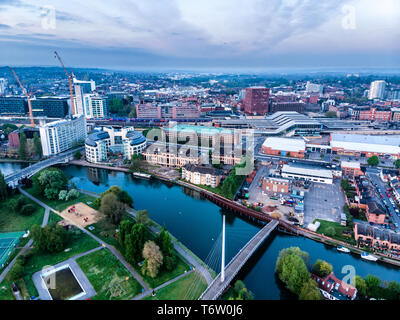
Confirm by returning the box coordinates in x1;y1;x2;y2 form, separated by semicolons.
9;66;35;127
54;51;76;115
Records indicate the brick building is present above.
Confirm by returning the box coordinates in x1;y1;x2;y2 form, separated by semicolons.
262;177;290;194
261;137;306;158
243;87;270;115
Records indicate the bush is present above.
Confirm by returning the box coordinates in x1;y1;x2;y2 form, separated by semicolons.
66;189;79;201
58;190;68;201
20;204;36;216
9;261;24;281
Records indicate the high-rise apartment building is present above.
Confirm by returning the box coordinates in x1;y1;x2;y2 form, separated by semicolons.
73;77;96;116
39;114;87;156
83;94;108;119
243;87;270;115
368;80;386;100
0;78;7;95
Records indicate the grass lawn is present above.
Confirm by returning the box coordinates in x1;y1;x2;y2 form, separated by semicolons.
134;252;190;289
143;271;207;300
24;187;98;212
315;219;356;245
0;194;45;232
0;277;32;300
76;248;143;300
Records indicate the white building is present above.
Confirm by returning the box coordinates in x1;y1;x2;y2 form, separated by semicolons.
368;80;386;100
85;126;146;163
0;78;7;95
39;115;87;156
281;163;333;184
83;94;108;119
306;81;324;96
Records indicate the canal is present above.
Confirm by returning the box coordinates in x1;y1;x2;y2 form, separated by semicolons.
2;163;400;299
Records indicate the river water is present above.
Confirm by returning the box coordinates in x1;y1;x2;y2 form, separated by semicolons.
2;163;400;300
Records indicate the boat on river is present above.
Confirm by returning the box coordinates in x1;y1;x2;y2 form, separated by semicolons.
337;246;350;253
361;252;378;261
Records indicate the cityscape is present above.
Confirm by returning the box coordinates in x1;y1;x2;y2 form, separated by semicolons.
0;0;399;310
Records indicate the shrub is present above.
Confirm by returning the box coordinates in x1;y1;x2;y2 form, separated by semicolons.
20;204;36;216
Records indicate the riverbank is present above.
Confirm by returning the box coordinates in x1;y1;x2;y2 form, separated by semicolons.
63;160;400;270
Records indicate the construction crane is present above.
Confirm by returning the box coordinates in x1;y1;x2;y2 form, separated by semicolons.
54;51;76;115
9;66;35;127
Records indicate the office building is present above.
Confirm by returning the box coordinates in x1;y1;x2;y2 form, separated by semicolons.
85;126;146;163
368;81;386;100
31;96;70;118
39;115;87;156
269;102;305;114
243;87;270;115
0;96;27;115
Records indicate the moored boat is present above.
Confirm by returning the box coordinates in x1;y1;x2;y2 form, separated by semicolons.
361;252;378;261
337;246;350;253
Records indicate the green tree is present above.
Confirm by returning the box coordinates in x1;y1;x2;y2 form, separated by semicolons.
100;193;126;225
365;274;382;298
33;133;42;159
9;261;24;281
58;190;68;201
312;259;333;278
0;171;8;201
355;276;367;298
394;159;400;169
299;278;322;300
341;179;350;191
325;111;337;118
142;240;163;278
32;168;68;200
73;150;82;160
118;220;134;247
276;247;311;296
20;204;35;216
31;224;67;253
18;132;27;160
155;228;176;271
367;155;379;167
124;223;146;263
136;210;149;225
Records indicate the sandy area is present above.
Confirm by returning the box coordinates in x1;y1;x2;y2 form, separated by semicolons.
58;202;105;228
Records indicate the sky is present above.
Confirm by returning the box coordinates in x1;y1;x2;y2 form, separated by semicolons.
0;0;399;72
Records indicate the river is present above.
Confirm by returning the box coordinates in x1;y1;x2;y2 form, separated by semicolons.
2;163;400;300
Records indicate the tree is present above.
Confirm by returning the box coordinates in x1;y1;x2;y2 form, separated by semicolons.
394;159;400;169
365;274;382;298
155;228;176;271
142;241;163;278
312;259;333;278
0;172;8;201
275;247;311;296
33;133;42;159
58;190;68;201
367;155;379;167
97;186;133;207
9;261;24;281
18;132;27;160
31;224;68;253
118;220;134;246
20;204;35;216
66;189;79;201
73;150;82;160
325;111;337;118
100;193;126;225
32;168;68;200
137;210;149;225
341;179;350;191
355;276;367;298
299;279;322;300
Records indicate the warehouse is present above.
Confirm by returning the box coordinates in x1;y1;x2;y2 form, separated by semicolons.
330;133;400;159
281;163;333;184
261;137;306;158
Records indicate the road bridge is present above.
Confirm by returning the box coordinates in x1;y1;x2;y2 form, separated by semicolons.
4;147;84;187
199;220;279;300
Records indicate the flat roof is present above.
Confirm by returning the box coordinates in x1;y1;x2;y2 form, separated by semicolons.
331;134;400;154
282;163;333;179
263;137;305;152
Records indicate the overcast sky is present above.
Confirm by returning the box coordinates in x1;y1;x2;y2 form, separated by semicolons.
0;0;399;71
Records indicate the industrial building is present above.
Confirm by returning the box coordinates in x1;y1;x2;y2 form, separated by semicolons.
261;137;306;158
281;163;333;184
330;133;400;159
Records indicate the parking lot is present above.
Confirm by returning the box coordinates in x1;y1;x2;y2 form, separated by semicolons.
303;180;345;226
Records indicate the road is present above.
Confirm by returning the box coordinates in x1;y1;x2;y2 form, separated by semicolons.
366;168;400;231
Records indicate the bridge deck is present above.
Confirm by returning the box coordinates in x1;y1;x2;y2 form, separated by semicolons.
199;220;279;300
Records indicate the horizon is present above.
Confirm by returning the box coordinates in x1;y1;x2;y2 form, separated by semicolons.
0;0;399;71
